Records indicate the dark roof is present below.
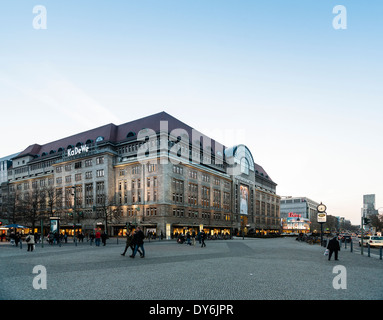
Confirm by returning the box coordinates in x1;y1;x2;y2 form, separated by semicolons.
13;111;273;182
15;112;225;158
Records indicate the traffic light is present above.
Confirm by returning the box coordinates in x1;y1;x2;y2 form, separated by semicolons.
363;217;370;225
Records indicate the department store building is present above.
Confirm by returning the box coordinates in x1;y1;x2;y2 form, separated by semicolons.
3;112;281;238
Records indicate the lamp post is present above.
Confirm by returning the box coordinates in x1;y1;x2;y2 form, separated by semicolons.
361;208;365;255
71;186;77;246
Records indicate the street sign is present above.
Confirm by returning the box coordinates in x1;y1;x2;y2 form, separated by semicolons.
317;212;327;223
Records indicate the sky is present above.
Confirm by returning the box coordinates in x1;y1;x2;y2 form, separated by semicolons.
0;0;382;225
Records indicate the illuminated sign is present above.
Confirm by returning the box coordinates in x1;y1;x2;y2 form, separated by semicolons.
67;145;89;157
288;212;302;218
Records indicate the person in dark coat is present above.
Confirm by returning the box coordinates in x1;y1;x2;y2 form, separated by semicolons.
130;226;145;258
101;232;108;246
200;230;206;248
121;230;142;257
327;235;340;261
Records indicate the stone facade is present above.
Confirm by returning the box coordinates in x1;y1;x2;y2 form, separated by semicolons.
1;112;280;238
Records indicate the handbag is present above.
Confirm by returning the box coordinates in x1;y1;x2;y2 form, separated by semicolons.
324;249;329;256
26;236;31;243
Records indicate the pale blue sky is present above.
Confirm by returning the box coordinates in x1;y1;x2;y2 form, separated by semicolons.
1;1;382;224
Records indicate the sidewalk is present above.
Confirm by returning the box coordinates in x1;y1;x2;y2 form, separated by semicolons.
0;237;382;300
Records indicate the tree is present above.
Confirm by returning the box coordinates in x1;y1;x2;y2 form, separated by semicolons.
2;186;21;224
94;194;124;235
370;214;383;233
19;187;46;231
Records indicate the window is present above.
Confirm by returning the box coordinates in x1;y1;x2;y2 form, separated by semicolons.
189;170;197;179
172;179;184;204
96;181;105;204
173;165;183;175
75;173;82;181
132;165;140;174
147;163;156;172
96;169;104;177
202;174;210;183
85;183;93;207
75;161;82;169
188;183;198;206
201;186;210;208
96;157;104;165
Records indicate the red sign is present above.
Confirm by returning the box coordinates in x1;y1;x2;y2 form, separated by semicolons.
288;212;302;218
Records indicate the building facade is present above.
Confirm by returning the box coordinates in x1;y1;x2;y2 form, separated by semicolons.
363;194;378;217
280;196;319;234
2;112;280;238
0;153;20;225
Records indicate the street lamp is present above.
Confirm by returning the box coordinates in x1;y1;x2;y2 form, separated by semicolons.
71;186;77;246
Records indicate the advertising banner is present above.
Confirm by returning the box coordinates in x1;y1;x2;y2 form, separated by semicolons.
317;212;327;223
240;185;249;215
50;217;60;233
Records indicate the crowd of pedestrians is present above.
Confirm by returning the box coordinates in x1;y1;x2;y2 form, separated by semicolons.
6;226;222;259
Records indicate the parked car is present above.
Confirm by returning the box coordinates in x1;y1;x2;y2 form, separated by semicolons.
359;236;383;247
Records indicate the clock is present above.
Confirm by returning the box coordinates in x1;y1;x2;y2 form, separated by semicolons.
317;203;326;213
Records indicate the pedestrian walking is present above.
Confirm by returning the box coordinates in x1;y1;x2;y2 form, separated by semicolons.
201;230;206;248
89;232;95;246
186;232;191;246
15;233;20;247
130;226;145;258
192;231;196;246
95;230;101;247
121;230;143;257
26;233;35;252
101;232;108;246
327;235;340;261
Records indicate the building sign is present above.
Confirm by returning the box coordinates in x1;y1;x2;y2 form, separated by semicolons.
288;212;302;218
67;145;89;157
240;185;249;215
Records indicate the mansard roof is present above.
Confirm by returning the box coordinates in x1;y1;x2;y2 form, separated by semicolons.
13;111;274;183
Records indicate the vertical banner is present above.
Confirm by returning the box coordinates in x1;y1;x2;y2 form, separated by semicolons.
240;185;249;215
166;223;171;240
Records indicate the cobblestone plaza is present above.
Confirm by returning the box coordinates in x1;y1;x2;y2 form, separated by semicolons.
1;237;382;300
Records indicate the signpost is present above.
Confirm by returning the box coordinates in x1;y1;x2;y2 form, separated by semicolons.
317;203;327;246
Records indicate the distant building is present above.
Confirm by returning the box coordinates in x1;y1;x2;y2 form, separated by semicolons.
280;196;320;234
363;194;378;217
0;153;20;221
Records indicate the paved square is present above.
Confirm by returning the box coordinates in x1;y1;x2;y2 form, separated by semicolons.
1;237;382;300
